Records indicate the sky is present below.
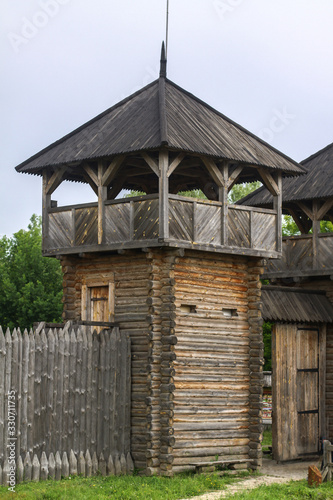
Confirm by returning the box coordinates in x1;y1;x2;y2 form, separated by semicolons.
1;0;333;237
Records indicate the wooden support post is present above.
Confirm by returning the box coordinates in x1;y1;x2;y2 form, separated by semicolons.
159;150;169;240
42;171;52;251
273;173;282;253
312;200;320;269
219;163;229;246
98;162;107;245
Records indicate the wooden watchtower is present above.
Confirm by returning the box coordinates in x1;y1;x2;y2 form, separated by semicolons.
240;142;333;461
16;45;304;475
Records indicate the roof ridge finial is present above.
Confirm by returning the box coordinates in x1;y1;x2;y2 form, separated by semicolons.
160;41;167;79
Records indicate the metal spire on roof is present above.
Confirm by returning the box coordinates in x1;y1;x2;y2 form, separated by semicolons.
166;0;169;57
160;41;167;78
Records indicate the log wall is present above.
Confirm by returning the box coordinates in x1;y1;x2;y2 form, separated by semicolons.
61;249;264;474
172;252;264;473
61;252;151;471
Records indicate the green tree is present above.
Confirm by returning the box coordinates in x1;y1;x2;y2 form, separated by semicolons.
228;181;262;203
0;215;63;330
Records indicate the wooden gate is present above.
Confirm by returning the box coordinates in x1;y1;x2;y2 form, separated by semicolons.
272;324;326;461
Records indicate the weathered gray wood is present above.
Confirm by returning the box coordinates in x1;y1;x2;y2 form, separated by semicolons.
159;149;169;239
126;452;134;475
0;325;131;473
120;453;127;475
46;330;55;456
51;330;59;455
114;453;122;476
24;452;32;482
55;451;62;481
48;452;55;480
40;330;48;454
85;449;92;477
73;328;82;454
21;331;29;456
103;332;111;456
92;452;98;476
97;332;105;456
4;329;12;462
62;330;70;453
33;331;42;456
17;455;24;483
40;451;49;480
27;331;35;455
99;452;107;476
16;329;23;461
91;333;99;453
0;327;6;463
56;329;64;454
62;452;69;478
68;330;77;453
107;454;115;476
32;454;40;482
3;459;10;486
69;449;78;475
85;331;93;456
78;451;86;476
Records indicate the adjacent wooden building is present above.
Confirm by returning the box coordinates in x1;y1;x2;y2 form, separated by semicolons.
261;286;333;461
241;142;333;458
16;46;304;475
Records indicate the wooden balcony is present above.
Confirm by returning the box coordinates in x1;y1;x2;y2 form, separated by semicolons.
264;233;333;279
43;194;281;258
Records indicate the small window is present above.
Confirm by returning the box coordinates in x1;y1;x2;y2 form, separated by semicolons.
222;308;238;318
180;304;197;314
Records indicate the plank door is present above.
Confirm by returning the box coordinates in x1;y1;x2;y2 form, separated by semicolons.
272;324;325;461
296;329;320;455
90;286;109;324
82;282;114;333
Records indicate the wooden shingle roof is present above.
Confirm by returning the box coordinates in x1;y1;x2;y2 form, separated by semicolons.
261;286;333;323
16;74;304;177
239;141;333;207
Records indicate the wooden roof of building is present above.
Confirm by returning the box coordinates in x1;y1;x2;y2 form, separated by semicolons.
261;285;333;323
239;141;333;207
16;48;304;180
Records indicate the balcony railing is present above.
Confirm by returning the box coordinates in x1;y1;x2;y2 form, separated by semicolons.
44;194;280;258
264;233;333;278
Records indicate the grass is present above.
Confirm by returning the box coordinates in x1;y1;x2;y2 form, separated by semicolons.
224;479;333;499
262;429;272;451
0;470;251;500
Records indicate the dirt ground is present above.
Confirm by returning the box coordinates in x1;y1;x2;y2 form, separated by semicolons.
181;458;322;500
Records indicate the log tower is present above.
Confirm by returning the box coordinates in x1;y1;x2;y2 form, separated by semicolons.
16;45;304;475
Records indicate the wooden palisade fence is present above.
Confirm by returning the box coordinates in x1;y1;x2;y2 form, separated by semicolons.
322;440;333;482
0;324;132;483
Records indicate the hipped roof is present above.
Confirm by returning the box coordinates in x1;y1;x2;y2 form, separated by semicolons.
261;286;333;323
239;141;333;207
15;69;304;177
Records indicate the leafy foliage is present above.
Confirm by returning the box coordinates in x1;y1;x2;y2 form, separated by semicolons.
0;215;63;330
263;322;273;371
228;182;262;203
178;189;206;199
